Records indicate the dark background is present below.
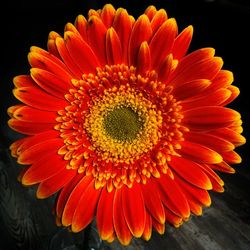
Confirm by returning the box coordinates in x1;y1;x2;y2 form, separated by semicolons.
0;0;250;249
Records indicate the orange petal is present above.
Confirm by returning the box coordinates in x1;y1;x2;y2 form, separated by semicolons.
157;174;190;218
74;15;88;40
221;85;240;106
150;9;168;33
13;86;68;111
101;4;116;27
210;161;235;174
96;188;115;240
55;37;83;78
8;118;54;135
144;5;157;20
172;79;211;100
141;180;165;224
47;39;61;58
113;8;133;64
170;156;212;190
136;41;151;74
113;188;132;245
185;132;235;152
172;25;193;60
128;14;152;66
62;176;93;226
221;150;242;164
182;106;241;131
71;180;101;232
87;16;107;66
122;184;146;237
22;152;66;185
30;68;71;99
64;31;100;73
158;54;178;82
179;141;223;164
18;138;62;164
149;18;177;69
13;75;37;88
142;212;152;241
106;27;122;65
37;168;76;199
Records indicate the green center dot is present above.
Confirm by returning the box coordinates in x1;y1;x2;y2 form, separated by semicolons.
103;106;145;142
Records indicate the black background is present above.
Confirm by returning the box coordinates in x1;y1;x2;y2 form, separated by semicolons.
0;0;250;249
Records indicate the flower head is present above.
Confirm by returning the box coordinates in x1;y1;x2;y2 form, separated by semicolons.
8;4;245;245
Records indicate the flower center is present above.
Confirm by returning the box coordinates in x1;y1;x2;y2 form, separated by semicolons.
103;106;145;142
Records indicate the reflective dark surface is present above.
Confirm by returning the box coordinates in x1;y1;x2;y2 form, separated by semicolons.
1;0;250;249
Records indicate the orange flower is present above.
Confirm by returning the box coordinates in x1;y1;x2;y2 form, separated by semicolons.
8;4;245;245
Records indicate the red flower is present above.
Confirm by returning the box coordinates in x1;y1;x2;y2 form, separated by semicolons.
8;4;245;245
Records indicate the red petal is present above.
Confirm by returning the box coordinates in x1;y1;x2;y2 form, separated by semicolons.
158;54;177;82
164;207;183;227
170;156;212;190
221;85;240;106
144;6;157;21
113;8;134;64
22;152;66;185
150;9;168;33
172;25;193;60
13;75;37;88
55;37;83;79
113;188;132;245
172;79;211;100
128;14;152;66
37;168;76;199
8;118;54;135
62;175;93;226
101;4;116;27
18;138;62;164
210;161;235;173
47;39;61;59
87;16;107;66
136;41;151;74
74;15;88;41
182;106;241;131
186;198;202;216
142;212;152;241
152;218;165;235
72;181;101;232
179;141;223;164
157;174;190;218
13;86;68;111
122;184;146;237
96;188;115;240
149;18;177;69
64;31;100;73
141;180;165;224
221;150;242;164
106;27;122;65
30;68;71;99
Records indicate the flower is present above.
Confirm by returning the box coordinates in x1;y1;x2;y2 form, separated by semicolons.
8;4;245;245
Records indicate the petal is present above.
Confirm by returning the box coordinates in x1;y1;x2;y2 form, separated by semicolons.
150;9;168;33
113;8;134;64
37;168;76;199
47;31;61;58
164;207;183;227
182;106;241;131
106;27;122;65
172;25;193;60
13;86;68;111
87;16;107;66
12;105;56;123
221;85;240;106
185;132;235;152
144;6;157;20
149;18;177;69
141;180;165;224
96;188;115;240
172;79;211;100
101;4;116;27
158;54;178;82
74;15;88;40
55;37;83;79
71;180;101;232
186;198;203;216
221;150;242;164
169;156;212;190
157;174;190;218
210;161;235;174
136;41;151;74
30;68;71;99
152;218;165;235
128;14;152;66
122;184;146;237
179;141;223;164
64;31;100;73
142;212;152;241
8;119;54;135
22;152;67;185
113;188;132;245
18;138;62;164
62;175;93;226
13;75;37;88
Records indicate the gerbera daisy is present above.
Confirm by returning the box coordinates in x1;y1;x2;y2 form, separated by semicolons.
8;4;245;245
